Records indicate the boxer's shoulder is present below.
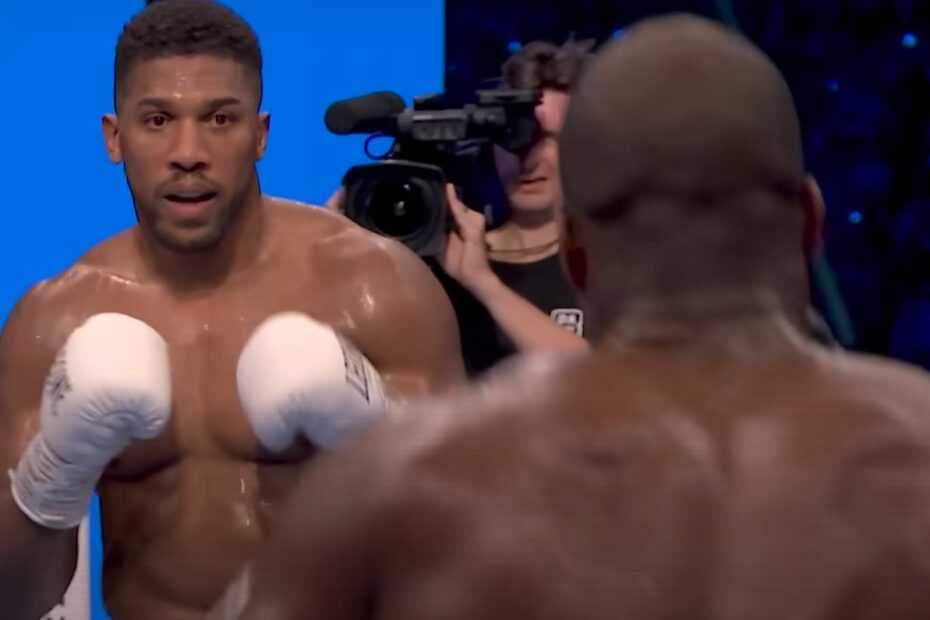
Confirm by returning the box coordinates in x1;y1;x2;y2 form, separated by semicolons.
849;353;930;438
73;228;141;271
265;195;417;266
786;352;930;532
264;194;352;233
264;195;333;226
729;349;930;482
481;349;590;387
308;216;417;271
382;353;596;461
2;230;141;341
269;196;440;301
812;348;930;423
263;195;459;375
1;270;86;360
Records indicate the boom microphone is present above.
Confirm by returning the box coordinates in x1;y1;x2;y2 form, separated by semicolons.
324;91;406;135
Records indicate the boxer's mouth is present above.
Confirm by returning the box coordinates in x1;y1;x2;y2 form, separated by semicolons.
162;181;218;204
164;192;218;204
162;186;219;219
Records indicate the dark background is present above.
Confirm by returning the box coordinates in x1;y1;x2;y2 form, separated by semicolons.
445;0;930;370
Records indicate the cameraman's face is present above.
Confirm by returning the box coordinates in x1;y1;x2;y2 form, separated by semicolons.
494;88;569;216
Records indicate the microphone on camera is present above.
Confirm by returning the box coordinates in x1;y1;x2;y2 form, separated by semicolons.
324;91;406;135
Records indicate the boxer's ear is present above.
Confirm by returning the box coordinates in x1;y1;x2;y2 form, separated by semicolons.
560;213;589;294
256;112;271;161
800;175;825;258
102;114;122;164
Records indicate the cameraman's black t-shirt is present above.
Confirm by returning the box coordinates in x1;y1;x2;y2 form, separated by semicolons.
432;254;584;377
431;255;840;377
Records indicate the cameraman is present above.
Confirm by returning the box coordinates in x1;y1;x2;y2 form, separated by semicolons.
326;39;591;376
435;39;592;375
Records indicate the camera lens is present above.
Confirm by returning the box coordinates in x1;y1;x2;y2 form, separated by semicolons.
366;180;428;238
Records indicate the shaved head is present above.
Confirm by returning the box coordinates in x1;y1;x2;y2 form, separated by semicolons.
557;14;817;341
561;14;805;218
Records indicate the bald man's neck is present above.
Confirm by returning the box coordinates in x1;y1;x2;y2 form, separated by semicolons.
567;177;811;352
588;285;811;355
577;213;811;354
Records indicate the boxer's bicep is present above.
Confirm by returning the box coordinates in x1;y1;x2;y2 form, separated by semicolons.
351;242;465;400
0;286;81;618
376;270;464;400
0;287;62;471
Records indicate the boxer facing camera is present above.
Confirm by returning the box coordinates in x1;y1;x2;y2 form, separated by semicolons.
324;88;541;257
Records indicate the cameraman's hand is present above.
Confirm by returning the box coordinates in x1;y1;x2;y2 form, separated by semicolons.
441;184;498;294
324;187;346;214
440;185;590;355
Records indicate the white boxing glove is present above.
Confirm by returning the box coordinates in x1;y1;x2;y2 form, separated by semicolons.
237;312;389;451
10;313;172;529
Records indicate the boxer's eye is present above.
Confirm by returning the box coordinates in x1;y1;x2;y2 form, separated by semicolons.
212;113;233;126
145;114;169;128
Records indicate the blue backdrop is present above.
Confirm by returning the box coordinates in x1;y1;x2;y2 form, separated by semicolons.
0;1;444;618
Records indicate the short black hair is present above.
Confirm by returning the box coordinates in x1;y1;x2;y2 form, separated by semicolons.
500;36;595;92
114;0;262;109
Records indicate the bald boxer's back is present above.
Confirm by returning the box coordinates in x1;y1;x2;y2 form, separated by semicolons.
324;343;930;620
221;13;930;620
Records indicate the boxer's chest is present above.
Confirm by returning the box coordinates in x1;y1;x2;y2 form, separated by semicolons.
101;271;350;479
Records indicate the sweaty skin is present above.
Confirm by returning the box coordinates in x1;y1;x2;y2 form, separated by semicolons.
216;324;930;620
214;13;930;620
0;198;463;620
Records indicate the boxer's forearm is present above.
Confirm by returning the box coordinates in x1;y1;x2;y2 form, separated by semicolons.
468;275;590;353
0;490;77;620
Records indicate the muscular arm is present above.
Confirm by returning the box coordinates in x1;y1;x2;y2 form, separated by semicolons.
323;232;466;400
0;287;79;619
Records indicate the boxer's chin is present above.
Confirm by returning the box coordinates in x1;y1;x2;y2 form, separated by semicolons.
149;213;229;254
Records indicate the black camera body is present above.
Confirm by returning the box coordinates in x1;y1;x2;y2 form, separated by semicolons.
342;161;448;256
326;89;541;257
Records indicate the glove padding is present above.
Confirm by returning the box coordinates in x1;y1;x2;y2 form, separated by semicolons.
237;312;389;451
10;313;172;529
